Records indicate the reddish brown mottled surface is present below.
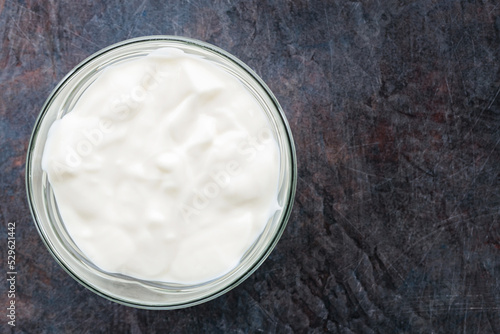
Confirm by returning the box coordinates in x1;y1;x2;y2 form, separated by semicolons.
1;0;500;333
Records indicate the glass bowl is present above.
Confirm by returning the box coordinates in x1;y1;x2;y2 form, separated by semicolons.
26;36;297;309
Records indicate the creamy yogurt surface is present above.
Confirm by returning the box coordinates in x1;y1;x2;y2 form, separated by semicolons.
41;48;280;284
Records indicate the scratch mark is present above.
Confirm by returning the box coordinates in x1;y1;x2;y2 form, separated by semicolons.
486;86;500;110
343;165;392;181
393;211;498;269
127;0;148;39
402;154;436;177
476;136;500;175
8;13;37;49
471;35;477;68
5;0;43;18
377;250;406;283
445;75;453;105
488;3;499;17
265;20;271;44
321;6;330;33
446;134;500;222
463;298;468;334
63;26;101;49
332;204;364;237
417;228;443;266
467;85;500;133
132;0;147;16
244;291;279;327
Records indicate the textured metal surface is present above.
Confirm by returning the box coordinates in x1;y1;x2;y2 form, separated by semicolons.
1;0;499;333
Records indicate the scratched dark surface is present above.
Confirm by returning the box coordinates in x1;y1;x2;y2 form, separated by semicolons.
1;0;500;333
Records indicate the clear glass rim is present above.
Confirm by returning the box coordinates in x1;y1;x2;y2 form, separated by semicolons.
25;35;297;309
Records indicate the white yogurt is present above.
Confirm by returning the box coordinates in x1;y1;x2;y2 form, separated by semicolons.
41;48;280;284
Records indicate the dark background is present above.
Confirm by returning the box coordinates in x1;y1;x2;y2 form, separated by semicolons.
1;0;499;333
